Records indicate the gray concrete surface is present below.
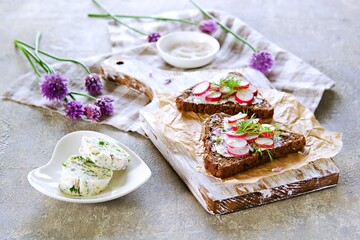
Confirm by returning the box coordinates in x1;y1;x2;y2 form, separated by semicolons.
0;0;359;239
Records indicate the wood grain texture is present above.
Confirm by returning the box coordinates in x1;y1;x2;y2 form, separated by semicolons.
101;56;340;215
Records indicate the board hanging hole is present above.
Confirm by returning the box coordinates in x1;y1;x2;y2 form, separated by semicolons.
116;61;124;65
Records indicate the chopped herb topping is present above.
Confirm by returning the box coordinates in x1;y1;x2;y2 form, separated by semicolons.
99;140;105;145
69;185;79;193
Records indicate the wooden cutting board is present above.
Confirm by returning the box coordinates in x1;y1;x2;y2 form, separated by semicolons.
101;56;339;215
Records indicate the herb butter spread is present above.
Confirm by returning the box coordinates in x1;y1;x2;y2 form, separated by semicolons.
59;155;113;196
79;136;130;171
167;41;213;59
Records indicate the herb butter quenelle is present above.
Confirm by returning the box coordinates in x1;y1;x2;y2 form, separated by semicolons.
59;136;131;196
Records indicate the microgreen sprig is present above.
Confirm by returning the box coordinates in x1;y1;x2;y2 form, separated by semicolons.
234;116;261;135
252;144;274;162
211;74;246;96
232;115;281;137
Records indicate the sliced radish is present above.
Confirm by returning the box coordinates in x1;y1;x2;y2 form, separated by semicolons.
192;81;210;96
220;86;231;94
260;132;274;138
260;124;276;137
225;131;246;139
254;138;274;148
228;113;248;124
245;134;258;142
249;85;258;95
235;89;254;104
210;83;220;90
231;125;238;131
226;138;247;149
228;146;249;157
205;91;222;102
234;80;250;90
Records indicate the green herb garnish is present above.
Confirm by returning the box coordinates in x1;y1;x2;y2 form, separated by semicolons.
99;140;105;145
266;149;274;161
211;74;245;96
69;185;79;193
234;115;262;135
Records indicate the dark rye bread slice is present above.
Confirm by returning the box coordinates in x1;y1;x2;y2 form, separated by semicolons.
202;113;306;179
176;72;274;120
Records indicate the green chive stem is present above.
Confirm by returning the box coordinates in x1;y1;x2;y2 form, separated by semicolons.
14;40;91;74
88;13;198;26
35;32;55;73
18;46;41;77
69;91;97;101
15;41;52;75
189;0;257;52
92;0;147;36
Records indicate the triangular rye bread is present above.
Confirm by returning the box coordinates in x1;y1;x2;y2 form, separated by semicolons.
176;72;274;120
202;113;306;179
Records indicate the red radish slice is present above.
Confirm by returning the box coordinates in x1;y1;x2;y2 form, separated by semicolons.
228;147;249;157
226;138;247;149
249;85;258;95
234;80;250;90
228;113;248;124
260;124;276;137
245;134;258;142
255;138;274;148
231;125;238;131
210;83;219;90
225;131;246;139
235;89;254;104
205;91;222;102
260;132;274;138
220;86;231;94
192;81;210;96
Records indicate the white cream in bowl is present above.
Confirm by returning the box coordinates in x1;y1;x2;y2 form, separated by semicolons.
156;31;220;69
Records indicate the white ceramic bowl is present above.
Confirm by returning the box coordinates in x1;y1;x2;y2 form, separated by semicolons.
156;31;220;69
27;131;151;203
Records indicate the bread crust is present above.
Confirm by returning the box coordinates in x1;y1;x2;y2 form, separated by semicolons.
202;113;306;179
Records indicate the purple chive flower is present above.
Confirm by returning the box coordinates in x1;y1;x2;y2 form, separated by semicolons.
198;19;217;34
248;51;274;75
85;73;103;96
84;104;102;122
40;72;69;101
64;100;85;119
147;32;161;43
95;96;115;116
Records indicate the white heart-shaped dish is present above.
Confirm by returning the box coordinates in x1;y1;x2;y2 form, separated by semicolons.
27;131;151;203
